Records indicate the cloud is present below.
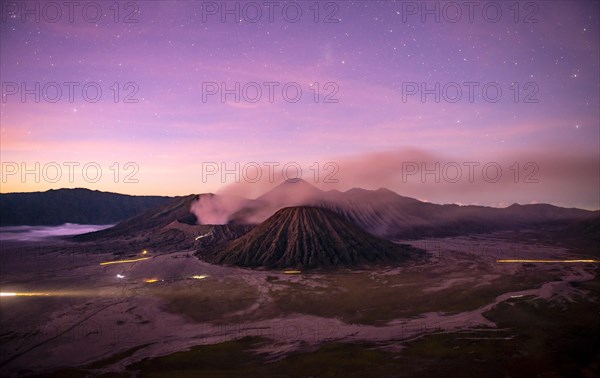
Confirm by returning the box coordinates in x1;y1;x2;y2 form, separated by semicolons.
192;147;600;214
330;148;599;209
0;224;112;241
190;194;249;225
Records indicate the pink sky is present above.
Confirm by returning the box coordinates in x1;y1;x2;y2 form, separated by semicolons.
1;1;598;209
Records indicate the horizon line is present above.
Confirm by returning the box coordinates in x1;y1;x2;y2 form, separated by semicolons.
1;186;599;212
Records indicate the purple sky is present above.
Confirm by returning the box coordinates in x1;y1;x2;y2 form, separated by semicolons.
1;1;598;209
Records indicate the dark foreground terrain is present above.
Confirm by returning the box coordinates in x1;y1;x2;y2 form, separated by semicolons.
1;229;598;377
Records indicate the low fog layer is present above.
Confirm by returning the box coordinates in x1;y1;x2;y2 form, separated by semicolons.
0;224;113;241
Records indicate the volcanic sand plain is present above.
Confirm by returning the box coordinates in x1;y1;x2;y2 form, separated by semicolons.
0;231;598;377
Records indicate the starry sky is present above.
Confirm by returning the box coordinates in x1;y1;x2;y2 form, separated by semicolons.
1;1;598;209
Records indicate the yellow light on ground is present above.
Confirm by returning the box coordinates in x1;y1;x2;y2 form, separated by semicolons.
1;292;50;297
144;278;160;283
191;275;207;280
283;270;302;274
142;250;148;255
99;257;151;266
497;259;600;263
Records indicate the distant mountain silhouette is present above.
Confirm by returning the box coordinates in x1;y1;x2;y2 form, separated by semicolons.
229;180;597;239
317;192;597;239
198;206;422;269
257;178;324;204
228;179;324;224
0;188;171;226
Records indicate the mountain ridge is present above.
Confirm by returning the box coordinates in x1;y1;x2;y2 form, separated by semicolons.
0;188;171;226
4;183;597;245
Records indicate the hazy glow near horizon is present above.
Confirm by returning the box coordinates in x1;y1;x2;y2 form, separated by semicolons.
1;1;598;208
